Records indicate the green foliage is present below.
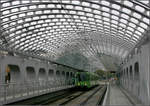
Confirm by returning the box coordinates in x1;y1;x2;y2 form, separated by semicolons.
95;69;105;76
95;69;115;80
95;69;106;79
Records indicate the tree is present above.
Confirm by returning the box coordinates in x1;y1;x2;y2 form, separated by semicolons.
95;70;115;80
95;69;106;79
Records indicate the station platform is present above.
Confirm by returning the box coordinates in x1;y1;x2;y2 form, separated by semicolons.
109;85;132;105
104;83;142;105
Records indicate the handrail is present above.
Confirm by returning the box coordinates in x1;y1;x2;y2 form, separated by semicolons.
0;80;74;105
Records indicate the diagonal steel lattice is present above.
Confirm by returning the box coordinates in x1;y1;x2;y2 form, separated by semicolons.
0;0;150;64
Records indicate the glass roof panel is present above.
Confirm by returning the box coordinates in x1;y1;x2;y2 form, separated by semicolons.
135;5;145;12
123;8;131;14
133;12;142;19
101;1;110;6
124;1;133;7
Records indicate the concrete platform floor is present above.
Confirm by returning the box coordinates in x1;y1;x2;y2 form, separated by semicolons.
109;85;132;105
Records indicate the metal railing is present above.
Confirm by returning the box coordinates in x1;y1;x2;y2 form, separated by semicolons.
0;80;74;105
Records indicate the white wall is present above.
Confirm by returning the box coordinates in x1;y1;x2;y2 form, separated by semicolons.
0;55;76;85
121;41;150;105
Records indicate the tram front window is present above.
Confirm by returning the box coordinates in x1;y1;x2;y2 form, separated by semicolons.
80;73;87;81
76;74;81;81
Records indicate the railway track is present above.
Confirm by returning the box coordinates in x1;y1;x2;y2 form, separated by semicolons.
6;87;76;105
46;91;86;105
80;86;105;105
47;85;107;106
7;85;107;106
44;86;98;105
82;86;107;106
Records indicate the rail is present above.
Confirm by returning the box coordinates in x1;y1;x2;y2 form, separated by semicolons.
80;86;102;105
0;80;74;105
47;85;107;106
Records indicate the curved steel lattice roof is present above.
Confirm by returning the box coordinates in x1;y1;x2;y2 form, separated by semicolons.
0;0;150;60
